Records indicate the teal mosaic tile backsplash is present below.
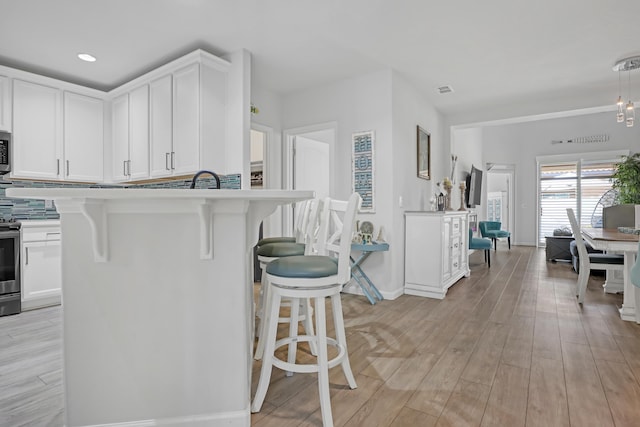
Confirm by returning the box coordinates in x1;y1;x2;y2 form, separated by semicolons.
0;173;241;221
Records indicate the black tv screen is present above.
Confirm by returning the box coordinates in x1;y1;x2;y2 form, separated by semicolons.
465;165;483;208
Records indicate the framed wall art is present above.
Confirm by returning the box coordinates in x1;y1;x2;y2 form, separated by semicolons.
417;126;431;180
352;130;375;212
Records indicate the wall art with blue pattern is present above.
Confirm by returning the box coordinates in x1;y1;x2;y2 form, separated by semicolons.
352;131;375;212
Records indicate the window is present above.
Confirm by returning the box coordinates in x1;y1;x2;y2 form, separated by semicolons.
538;159;617;245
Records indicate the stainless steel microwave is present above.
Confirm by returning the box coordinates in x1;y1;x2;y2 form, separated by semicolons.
0;131;10;175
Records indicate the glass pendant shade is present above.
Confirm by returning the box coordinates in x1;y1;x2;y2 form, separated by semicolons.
626;101;635;127
617;96;625;122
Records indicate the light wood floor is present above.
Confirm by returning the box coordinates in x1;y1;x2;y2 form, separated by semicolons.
3;246;640;426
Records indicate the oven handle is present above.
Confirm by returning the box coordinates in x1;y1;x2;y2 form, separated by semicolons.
25;247;28;265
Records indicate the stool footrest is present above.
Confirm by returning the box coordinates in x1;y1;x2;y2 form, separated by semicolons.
272;335;347;373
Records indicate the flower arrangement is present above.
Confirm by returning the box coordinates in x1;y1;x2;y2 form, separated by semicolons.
442;177;453;190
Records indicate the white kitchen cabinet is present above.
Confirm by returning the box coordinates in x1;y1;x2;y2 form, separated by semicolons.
0;75;10;131
149;74;173;177
172;63;201;175
404;211;470;299
64;91;104;182
21;221;62;310
149;58;228;178
12;79;62;180
112;85;149;181
13;79;104;182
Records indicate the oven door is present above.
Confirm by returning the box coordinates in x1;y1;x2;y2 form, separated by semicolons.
0;229;20;316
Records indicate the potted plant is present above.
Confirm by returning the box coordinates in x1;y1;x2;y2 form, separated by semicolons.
612;153;640;204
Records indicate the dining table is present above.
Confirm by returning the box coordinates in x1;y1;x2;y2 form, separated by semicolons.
582;227;640;322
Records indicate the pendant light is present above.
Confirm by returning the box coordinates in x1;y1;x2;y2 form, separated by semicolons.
626;70;635;127
617;70;625;123
613;56;640;128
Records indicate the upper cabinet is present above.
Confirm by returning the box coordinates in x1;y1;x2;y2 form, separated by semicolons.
3;48;244;184
12;79;63;180
12;79;104;182
0;76;10;132
112;85;149;182
116;50;231;182
64;92;104;182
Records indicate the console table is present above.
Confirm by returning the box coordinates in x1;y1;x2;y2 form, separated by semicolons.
350;242;388;304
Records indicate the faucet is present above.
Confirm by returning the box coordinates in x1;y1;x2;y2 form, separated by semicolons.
190;170;221;189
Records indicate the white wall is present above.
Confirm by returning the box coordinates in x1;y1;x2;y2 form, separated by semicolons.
281;69;400;297
482;110;640;245
251;83;284;236
390;72;445;297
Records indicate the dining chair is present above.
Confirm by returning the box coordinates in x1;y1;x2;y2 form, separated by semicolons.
479;221;511;250
631;240;640;288
566;208;624;303
468;228;492;267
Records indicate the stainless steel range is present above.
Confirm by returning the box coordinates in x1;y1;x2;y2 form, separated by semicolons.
0;219;21;316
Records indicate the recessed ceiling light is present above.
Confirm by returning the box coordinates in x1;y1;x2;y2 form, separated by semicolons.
77;53;97;62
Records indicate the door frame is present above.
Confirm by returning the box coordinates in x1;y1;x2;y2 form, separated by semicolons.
282;121;337;234
485;163;515;243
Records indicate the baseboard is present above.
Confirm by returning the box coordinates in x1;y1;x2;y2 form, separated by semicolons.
81;407;250;427
342;282;403;301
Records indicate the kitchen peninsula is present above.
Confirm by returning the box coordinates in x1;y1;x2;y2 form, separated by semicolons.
7;188;313;427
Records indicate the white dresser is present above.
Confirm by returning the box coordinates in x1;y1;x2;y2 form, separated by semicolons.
404;211;470;299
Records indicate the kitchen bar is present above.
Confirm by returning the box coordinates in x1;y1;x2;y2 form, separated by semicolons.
6;188;313;427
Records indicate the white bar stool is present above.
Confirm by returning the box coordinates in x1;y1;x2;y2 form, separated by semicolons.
252;194;361;427
254;199;320;360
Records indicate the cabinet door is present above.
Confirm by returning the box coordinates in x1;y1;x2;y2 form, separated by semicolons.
442;218;452;280
0;76;10;132
172;63;200;175
149;75;173;177
129;85;149;180
22;239;62;304
12;79;62;179
112;94;129;181
64;92;104;182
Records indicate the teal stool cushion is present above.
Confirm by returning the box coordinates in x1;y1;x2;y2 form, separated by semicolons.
266;255;338;278
258;236;296;246
257;242;305;257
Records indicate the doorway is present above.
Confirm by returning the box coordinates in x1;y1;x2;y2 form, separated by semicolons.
485;163;515;242
283;122;335;234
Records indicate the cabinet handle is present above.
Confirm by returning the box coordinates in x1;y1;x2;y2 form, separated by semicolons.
129;160;132;176
25;247;28;265
165;153;171;170
66;160;70;176
56;159;60;176
171;152;175;170
123;160;127;176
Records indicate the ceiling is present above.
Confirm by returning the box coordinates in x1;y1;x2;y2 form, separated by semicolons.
3;0;639;123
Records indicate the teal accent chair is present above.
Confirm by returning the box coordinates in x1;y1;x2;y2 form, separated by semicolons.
479;221;511;250
469;228;492;267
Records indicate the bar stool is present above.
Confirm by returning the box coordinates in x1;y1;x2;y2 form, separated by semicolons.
253;198;321;360
252;193;361;427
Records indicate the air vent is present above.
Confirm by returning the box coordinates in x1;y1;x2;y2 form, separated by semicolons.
437;85;454;94
550;134;609;145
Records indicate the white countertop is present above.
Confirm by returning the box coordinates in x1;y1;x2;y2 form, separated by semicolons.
7;188;313;202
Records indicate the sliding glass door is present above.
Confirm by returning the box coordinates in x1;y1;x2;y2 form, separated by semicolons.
538;159;617;245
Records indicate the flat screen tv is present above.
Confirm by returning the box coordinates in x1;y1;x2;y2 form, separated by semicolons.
465;165;483;208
